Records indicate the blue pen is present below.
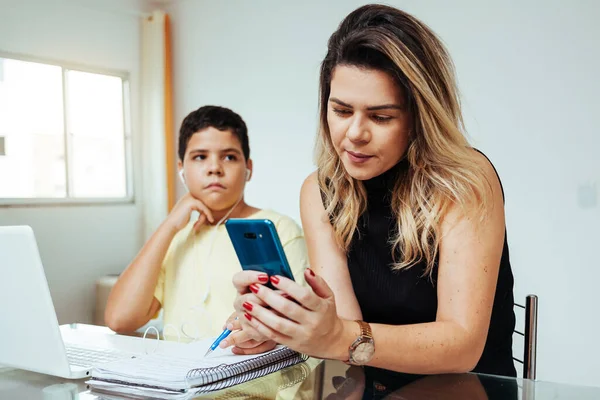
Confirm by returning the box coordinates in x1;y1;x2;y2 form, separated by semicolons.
203;317;238;357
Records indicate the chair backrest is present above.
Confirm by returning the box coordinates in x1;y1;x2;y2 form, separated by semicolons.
513;294;538;380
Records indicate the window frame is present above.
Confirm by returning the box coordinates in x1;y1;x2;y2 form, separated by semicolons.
0;51;134;207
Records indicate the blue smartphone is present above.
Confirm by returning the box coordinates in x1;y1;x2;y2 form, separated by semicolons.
225;219;295;289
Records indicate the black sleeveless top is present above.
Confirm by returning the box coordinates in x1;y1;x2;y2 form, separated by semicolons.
322;154;517;377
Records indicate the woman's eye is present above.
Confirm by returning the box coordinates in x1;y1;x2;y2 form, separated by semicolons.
224;155;237;161
193;155;206;160
372;115;393;123
332;108;352;116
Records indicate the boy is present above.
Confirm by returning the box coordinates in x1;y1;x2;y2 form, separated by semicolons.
105;106;308;351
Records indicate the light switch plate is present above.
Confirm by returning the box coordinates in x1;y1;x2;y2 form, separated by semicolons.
0;136;5;156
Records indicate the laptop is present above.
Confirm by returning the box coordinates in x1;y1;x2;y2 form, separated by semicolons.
0;225;152;379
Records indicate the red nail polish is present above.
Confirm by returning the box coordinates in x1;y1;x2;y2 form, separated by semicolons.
270;276;280;285
258;274;269;283
244;313;252;321
243;302;253;312
249;284;259;294
308;268;315;277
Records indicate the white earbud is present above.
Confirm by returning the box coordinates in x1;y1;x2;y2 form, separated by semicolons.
179;170;188;190
245;168;251;182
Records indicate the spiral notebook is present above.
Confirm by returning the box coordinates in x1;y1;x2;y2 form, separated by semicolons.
87;339;307;399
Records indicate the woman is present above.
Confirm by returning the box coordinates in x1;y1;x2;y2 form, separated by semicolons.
228;4;516;377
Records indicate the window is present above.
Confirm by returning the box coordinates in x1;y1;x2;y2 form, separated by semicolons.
0;55;132;203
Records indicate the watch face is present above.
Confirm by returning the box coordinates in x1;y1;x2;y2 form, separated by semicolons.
352;341;375;364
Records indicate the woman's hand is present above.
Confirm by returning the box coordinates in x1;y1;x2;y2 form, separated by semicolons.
230;270;272;343
219;311;277;355
221;271;278;354
237;268;352;360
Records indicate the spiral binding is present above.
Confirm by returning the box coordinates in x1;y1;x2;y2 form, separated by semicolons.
186;347;304;386
191;352;309;394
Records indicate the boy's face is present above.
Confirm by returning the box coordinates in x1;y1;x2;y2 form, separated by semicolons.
179;127;251;211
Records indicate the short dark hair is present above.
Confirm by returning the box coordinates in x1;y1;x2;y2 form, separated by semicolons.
178;105;250;162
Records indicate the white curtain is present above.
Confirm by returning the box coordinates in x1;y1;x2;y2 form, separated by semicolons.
140;10;170;240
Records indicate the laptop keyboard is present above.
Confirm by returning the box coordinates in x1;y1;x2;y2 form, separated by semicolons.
65;343;134;368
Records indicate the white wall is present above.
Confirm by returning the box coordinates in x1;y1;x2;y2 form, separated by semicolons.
167;0;600;387
0;0;145;324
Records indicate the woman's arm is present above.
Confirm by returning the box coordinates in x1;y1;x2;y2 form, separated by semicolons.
360;152;506;373
300;171;362;321
241;154;507;374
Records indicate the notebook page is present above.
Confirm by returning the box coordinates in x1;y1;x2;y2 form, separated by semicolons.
92;354;199;391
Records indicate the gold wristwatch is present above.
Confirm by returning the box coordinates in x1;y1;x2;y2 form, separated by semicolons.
348;320;375;365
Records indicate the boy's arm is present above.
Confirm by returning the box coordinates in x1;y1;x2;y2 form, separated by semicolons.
104;221;177;333
104;193;214;333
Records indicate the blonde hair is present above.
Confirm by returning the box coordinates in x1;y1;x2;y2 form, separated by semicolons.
316;4;490;276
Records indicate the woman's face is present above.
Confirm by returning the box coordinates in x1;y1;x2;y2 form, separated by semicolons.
327;65;411;181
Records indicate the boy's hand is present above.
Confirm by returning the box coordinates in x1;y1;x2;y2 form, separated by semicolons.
166;193;215;232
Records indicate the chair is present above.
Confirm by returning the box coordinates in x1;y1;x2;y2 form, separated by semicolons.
514;295;538;380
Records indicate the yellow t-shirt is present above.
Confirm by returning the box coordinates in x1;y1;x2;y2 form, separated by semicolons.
153;209;309;339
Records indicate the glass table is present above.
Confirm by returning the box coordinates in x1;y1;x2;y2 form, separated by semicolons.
1;324;599;399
